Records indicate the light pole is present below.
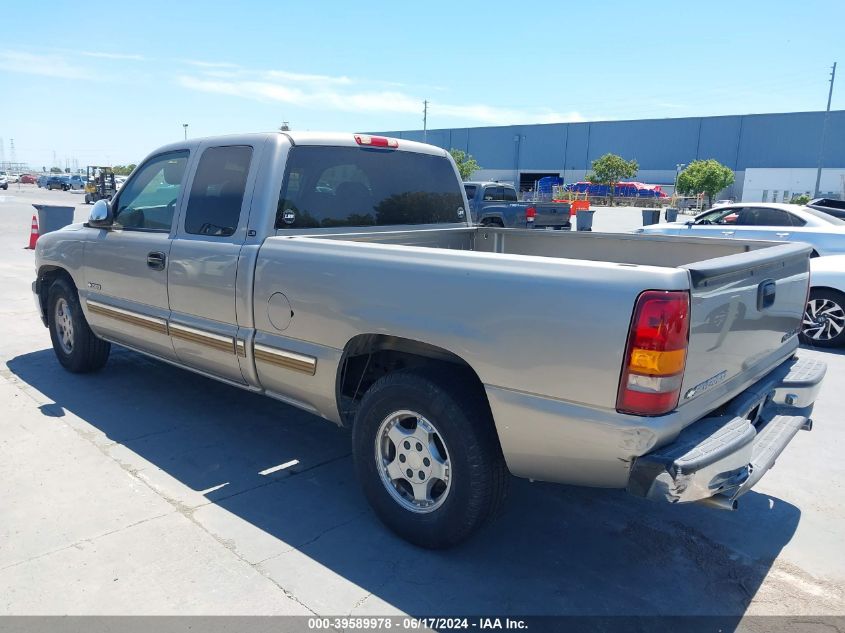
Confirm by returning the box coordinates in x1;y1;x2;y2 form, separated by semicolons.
183;123;189;140
673;163;685;195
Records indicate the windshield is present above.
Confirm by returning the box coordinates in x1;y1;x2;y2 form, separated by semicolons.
801;206;845;225
276;146;465;229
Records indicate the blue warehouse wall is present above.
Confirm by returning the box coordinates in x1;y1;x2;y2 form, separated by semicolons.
697;116;743;168
377;110;845;173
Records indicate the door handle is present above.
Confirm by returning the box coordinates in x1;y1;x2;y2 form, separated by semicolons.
775;232;790;237
721;231;735;236
147;251;166;271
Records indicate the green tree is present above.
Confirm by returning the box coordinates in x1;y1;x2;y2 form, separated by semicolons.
112;164;137;176
49;167;62;173
790;193;811;205
586;153;639;206
676;159;735;208
449;149;481;181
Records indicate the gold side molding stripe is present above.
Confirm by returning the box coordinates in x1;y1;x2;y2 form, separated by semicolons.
87;300;168;335
87;302;314;376
168;322;236;354
254;344;317;375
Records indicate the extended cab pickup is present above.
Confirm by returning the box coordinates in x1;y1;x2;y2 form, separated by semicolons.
33;132;825;548
464;180;571;229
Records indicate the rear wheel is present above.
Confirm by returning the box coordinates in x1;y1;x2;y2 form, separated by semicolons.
48;278;111;372
801;288;845;348
352;367;508;548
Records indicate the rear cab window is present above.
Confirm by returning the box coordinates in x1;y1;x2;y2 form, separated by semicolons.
275;146;465;229
184;145;253;237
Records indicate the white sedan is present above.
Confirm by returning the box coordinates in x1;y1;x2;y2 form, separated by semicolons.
638;203;845;256
804;255;845;347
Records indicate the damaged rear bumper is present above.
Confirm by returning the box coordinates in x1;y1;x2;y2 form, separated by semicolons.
627;355;826;507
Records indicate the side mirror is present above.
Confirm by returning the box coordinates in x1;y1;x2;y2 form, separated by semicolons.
87;199;113;228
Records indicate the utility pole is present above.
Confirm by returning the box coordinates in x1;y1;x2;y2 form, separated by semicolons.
423;100;428;142
814;62;837;197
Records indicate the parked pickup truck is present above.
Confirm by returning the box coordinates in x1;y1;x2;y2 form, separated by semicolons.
463;180;571;229
33;132;825;548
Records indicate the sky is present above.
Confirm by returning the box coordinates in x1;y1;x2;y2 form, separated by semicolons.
0;0;842;168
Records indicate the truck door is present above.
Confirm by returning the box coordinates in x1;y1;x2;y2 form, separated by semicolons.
167;143;259;384
83;150;190;361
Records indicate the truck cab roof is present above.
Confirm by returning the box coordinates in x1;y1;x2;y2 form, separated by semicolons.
145;132;448;159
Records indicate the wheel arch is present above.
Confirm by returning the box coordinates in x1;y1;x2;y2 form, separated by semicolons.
479;213;505;227
335;333;490;427
35;266;75;326
809;285;845;299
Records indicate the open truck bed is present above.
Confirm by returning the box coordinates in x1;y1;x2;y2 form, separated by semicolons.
257;226;818;496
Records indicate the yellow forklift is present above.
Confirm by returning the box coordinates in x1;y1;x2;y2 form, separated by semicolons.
84;166;117;204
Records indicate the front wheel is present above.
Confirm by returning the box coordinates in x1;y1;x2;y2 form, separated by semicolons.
48;278;111;372
352;368;508;548
801;288;845;347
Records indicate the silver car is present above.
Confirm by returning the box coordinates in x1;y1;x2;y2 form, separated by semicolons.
804;255;845;347
638;203;845;256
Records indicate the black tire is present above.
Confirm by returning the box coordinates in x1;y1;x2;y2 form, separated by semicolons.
47;277;111;372
800;288;845;348
352;367;508;548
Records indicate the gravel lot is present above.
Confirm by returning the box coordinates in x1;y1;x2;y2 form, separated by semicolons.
1;184;843;617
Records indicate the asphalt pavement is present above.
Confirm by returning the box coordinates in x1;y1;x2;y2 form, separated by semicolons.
1;184;843;617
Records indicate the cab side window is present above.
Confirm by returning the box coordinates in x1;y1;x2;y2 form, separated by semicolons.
113;151;189;231
738;207;793;227
483;186;504;201
184;145;253;237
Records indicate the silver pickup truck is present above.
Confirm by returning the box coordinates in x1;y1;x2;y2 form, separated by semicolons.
33;132;825;548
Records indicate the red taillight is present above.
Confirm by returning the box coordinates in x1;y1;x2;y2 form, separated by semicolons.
526;207;536;222
617;290;690;416
354;134;398;148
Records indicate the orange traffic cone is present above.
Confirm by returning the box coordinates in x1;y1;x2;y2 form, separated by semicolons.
27;215;39;249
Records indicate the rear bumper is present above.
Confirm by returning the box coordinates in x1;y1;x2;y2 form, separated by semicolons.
627;356;826;505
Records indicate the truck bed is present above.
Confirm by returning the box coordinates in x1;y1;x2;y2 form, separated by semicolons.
265;226;809;439
308;225;773;268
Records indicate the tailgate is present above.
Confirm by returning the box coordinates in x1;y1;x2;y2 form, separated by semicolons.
536;202;571;226
678;242;811;409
